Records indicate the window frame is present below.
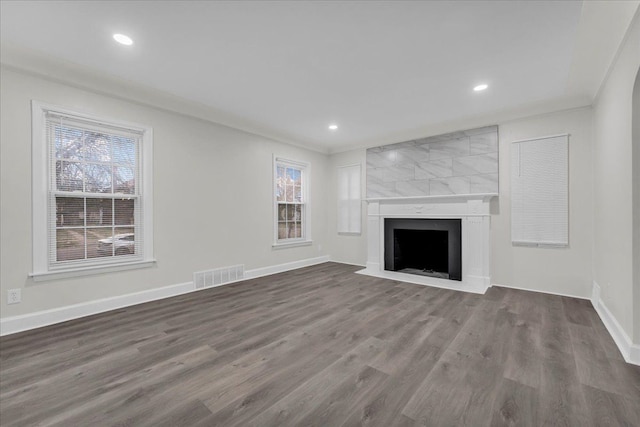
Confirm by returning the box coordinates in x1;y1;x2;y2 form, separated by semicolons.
272;156;312;248
30;101;155;281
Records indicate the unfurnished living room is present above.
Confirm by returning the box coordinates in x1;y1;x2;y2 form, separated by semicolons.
1;1;639;426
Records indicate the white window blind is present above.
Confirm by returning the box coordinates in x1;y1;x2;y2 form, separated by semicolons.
31;101;154;280
337;164;361;234
511;134;568;247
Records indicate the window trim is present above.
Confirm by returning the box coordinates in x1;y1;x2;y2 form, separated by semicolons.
30;101;155;280
272;156;312;248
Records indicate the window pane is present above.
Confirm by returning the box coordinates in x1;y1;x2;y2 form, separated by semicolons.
56;160;84;191
114;227;135;256
113;136;136;165
84;163;112;193
55;126;83;160
278;204;287;221
278;223;288;240
56;197;84;227
294;185;302;202
84;131;111;162
114;166;135;194
276;166;286;201
87;227;114;259
115;199;135;225
287;167;301;184
286;204;296;221
56;228;85;261
86;198;113;226
294;221;302;238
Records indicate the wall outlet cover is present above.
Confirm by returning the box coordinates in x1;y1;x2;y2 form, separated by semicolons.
8;289;21;304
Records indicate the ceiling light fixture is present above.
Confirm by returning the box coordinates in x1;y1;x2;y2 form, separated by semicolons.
328;124;338;131
473;84;488;92
113;34;133;46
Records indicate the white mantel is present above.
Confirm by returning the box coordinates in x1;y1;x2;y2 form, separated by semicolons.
357;193;496;294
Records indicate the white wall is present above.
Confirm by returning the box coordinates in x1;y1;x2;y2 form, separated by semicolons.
492;108;593;297
326;149;368;266
0;67;328;318
634;69;640;343
326;107;594;299
593;13;640;343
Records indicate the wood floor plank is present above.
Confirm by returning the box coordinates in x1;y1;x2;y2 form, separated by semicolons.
1;262;638;427
581;384;640;426
490;378;539;427
248;337;388;426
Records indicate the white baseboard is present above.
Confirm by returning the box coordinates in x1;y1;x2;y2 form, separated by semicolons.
243;255;330;280
591;281;640;366
327;257;366;268
491;283;589;300
0;255;330;337
356;267;489;294
0;282;194;337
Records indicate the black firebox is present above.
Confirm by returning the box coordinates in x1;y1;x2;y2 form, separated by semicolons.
384;218;462;281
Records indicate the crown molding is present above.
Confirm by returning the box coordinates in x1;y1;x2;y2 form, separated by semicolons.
0;43;329;154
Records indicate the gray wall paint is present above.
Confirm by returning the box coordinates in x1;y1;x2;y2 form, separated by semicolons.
593;13;640;343
330;107;594;299
366;126;498;198
0;67;329;317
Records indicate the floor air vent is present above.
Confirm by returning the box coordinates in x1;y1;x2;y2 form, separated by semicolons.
194;264;244;290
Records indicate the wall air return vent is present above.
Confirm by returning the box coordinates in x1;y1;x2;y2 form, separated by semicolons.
193;264;244;290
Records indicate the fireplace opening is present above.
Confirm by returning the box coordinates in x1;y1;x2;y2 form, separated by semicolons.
384;218;462;281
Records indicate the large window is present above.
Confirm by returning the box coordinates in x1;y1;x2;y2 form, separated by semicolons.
273;157;311;247
31;102;154;280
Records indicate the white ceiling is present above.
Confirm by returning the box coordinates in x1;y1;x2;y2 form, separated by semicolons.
1;1;638;153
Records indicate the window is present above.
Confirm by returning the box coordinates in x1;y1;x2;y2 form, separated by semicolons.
31;101;154;280
273;157;311;247
510;134;568;247
337;164;361;234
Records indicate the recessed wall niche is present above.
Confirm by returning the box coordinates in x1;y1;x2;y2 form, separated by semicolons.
366;125;499;198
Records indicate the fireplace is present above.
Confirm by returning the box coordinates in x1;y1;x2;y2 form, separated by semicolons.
384;218;462;281
358;195;494;294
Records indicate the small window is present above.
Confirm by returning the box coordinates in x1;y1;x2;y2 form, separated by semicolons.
31;101;154;280
337;164;361;234
273;157;311;247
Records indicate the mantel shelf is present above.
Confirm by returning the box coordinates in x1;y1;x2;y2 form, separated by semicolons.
365;193;498;203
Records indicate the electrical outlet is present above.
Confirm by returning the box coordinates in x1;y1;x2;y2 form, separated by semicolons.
7;289;21;304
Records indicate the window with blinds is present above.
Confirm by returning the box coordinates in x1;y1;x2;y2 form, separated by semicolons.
337;164;361;234
273;157;311;246
510;134;568;247
31;102;154;279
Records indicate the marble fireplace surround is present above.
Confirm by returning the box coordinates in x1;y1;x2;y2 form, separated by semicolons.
356;194;495;294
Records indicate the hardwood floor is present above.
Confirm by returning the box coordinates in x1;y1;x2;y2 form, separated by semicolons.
1;262;639;426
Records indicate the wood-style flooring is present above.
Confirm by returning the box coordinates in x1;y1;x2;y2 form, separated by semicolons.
1;262;639;426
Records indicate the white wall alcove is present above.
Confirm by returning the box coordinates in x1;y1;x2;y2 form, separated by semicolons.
357;194;496;294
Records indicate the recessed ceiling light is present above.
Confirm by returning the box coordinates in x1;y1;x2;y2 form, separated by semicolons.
473;84;488;92
113;34;133;46
328;124;338;131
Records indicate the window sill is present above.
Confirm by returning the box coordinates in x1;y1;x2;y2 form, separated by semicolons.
272;240;313;250
29;259;156;282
